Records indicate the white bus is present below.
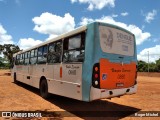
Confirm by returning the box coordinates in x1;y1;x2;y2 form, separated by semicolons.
12;22;137;102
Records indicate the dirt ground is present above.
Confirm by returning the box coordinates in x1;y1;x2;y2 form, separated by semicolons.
138;72;160;77
0;70;160;120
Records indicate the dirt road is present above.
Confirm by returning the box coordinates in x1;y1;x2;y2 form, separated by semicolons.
0;70;160;120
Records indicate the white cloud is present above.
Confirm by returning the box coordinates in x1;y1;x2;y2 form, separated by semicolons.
137;45;160;63
71;0;77;2
79;17;94;26
46;34;58;41
153;38;160;42
145;10;157;23
18;38;42;50
79;16;151;45
121;12;129;16
112;14;118;18
0;24;14;45
32;12;75;38
70;0;115;11
17;12;75;50
141;25;145;30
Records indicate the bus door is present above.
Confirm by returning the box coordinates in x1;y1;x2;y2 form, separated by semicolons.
28;49;38;85
47;41;63;80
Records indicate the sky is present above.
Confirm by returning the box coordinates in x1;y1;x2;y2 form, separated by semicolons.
0;0;160;62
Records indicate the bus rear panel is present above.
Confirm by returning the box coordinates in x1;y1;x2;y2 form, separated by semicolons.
89;22;137;101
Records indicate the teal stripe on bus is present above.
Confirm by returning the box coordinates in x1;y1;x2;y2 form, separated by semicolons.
82;23;95;101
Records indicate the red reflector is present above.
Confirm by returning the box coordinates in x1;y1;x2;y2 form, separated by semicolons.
95;74;98;78
60;67;62;78
101;90;105;92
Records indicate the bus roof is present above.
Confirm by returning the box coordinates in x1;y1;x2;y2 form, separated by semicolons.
16;21;134;55
97;22;134;36
19;24;87;54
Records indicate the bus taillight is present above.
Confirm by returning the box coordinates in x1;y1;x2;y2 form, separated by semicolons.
95;74;98;78
95;67;98;71
92;63;100;88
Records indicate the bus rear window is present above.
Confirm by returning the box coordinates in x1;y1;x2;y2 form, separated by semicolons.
69;35;81;49
99;25;134;56
63;32;85;62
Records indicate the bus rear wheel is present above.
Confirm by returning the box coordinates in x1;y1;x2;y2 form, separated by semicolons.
40;79;49;99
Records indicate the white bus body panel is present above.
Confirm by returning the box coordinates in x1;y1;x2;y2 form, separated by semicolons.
47;64;82;100
14;63;83;100
48;80;82;100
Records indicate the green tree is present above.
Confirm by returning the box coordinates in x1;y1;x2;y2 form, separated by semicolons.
0;44;3;53
155;58;160;72
0;44;20;68
138;60;148;72
0;45;5;68
0;56;9;68
138;59;160;72
0;57;5;67
149;62;156;72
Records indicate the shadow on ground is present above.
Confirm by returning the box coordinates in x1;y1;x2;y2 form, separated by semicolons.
14;81;141;120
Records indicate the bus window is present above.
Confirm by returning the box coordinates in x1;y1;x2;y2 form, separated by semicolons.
15;54;20;65
48;41;62;63
24;51;30;65
99;25;134;56
30;49;37;64
63;32;85;62
19;54;24;65
37;45;47;64
69;35;81;49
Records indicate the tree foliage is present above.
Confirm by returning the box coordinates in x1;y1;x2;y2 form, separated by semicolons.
0;57;4;66
138;59;160;72
0;44;20;68
0;56;10;68
155;58;160;72
138;60;148;72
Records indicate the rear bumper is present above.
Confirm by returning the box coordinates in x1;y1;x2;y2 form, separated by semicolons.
90;84;137;101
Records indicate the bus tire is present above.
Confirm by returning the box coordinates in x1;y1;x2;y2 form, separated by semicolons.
14;73;18;84
40;79;49;99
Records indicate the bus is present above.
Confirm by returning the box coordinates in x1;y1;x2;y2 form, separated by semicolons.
12;22;137;102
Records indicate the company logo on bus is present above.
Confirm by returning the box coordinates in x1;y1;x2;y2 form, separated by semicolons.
102;73;107;80
102;29;113;49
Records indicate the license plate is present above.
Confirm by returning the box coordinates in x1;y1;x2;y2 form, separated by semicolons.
116;83;124;87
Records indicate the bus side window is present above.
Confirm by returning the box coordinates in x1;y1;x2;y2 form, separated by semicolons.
24;51;30;65
37;45;47;64
63;32;85;62
30;49;37;65
19;54;24;65
11;57;15;68
15;54;20;65
48;41;62;63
